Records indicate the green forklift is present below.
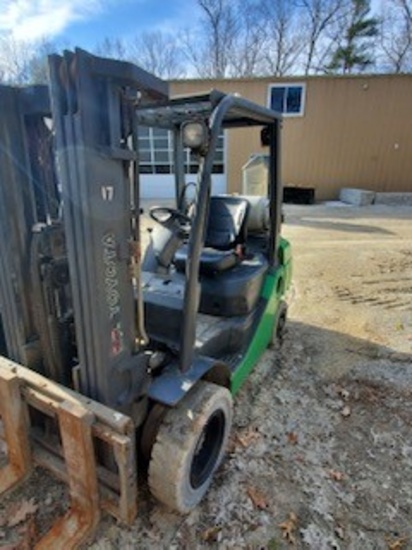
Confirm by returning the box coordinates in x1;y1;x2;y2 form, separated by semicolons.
137;90;292;511
0;50;291;544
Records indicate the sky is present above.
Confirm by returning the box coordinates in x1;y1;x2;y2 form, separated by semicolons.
0;0;385;60
0;0;201;48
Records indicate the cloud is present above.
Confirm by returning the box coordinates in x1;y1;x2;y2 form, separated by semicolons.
0;0;106;41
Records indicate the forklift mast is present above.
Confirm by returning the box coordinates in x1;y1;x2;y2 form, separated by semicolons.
48;49;168;409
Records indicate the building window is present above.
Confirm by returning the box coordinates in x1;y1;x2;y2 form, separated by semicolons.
268;84;305;116
138;127;225;174
138;126;173;174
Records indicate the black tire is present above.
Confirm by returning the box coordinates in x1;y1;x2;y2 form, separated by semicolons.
269;300;288;348
148;381;233;513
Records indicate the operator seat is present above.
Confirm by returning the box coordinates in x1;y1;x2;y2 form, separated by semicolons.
174;196;250;275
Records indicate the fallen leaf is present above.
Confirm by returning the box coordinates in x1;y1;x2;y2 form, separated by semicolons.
247;486;269;510
279;512;297;544
341;405;351;417
335;525;344;540
286;432;298;445
201;526;221;543
386;537;408;550
7;499;37;528
235;428;260;448
329;469;344;481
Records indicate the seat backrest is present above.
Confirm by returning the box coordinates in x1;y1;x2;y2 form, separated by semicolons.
205;196;250;250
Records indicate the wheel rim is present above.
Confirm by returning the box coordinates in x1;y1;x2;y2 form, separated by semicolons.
190;409;226;489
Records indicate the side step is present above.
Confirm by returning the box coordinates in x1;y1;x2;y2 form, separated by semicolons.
0;356;137;548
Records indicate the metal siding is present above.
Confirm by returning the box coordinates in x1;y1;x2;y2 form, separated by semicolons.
171;75;412;200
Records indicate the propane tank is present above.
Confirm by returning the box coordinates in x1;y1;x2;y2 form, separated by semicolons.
242;195;270;232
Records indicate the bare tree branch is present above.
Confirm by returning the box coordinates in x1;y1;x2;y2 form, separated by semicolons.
379;0;412;72
259;0;304;76
1;0;409;85
229;2;267;76
183;0;241;78
96;32;186;79
0;36;32;84
128;31;186;79
296;0;347;74
95;37;128;60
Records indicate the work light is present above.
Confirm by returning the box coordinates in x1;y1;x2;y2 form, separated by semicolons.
182;121;208;150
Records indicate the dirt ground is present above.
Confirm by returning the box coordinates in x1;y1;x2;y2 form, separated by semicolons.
1;203;411;549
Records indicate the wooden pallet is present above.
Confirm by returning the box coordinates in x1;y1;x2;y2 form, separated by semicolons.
0;357;137;549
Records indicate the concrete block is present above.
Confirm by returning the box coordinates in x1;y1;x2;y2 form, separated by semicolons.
339;188;375;206
374;192;412;206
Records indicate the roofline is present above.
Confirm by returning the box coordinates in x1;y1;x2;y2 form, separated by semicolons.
169;72;412;85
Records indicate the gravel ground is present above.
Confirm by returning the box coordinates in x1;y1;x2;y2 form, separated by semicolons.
0;203;411;549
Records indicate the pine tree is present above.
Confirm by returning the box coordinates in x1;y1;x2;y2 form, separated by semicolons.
327;0;379;73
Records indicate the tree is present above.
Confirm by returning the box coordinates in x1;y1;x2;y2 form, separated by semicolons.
184;0;240;78
380;0;412;72
0;36;32;84
327;0;379;73
0;36;64;85
297;0;347;74
96;33;186;79
95;37;127;60
27;39;60;84
1;0;408;85
229;1;267;77
128;31;186;79
259;0;304;76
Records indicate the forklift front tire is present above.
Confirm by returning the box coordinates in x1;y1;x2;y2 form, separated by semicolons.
148;381;233;513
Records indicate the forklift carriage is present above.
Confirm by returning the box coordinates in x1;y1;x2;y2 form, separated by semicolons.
0;49;291;547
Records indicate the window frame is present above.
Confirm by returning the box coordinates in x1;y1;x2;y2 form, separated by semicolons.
267;82;306;117
137;126;226;175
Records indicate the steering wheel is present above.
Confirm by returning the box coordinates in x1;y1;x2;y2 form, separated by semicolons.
149;206;191;228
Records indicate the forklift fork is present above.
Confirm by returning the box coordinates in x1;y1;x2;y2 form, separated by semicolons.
0;357;137;548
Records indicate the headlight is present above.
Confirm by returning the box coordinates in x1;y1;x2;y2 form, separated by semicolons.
182;121;208;150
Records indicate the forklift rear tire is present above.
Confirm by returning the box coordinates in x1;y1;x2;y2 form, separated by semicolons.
269;300;288;348
148;380;233;513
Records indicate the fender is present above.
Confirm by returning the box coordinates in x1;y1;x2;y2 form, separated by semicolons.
148;356;231;406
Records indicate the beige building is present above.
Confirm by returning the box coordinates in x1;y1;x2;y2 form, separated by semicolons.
169;74;412;201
